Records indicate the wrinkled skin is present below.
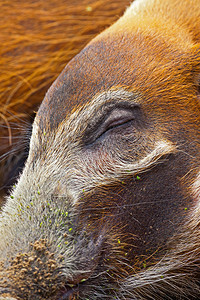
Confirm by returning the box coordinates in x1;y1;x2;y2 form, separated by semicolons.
1;0;200;299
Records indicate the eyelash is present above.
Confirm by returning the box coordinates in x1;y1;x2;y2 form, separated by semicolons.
96;119;134;140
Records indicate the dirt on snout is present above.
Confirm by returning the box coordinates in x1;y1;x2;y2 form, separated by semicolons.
0;239;66;300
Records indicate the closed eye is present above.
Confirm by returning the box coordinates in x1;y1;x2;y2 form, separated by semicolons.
84;102;141;145
95;108;135;139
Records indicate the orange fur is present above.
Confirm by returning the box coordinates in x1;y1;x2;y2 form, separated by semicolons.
1;0;200;298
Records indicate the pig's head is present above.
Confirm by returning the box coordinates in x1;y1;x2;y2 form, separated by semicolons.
1;0;200;299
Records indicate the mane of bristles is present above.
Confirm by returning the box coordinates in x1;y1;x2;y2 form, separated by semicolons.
0;0;130;201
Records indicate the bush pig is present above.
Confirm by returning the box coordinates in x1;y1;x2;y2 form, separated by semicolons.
1;0;200;299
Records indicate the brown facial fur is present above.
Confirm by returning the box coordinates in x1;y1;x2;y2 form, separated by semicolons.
1;0;200;299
